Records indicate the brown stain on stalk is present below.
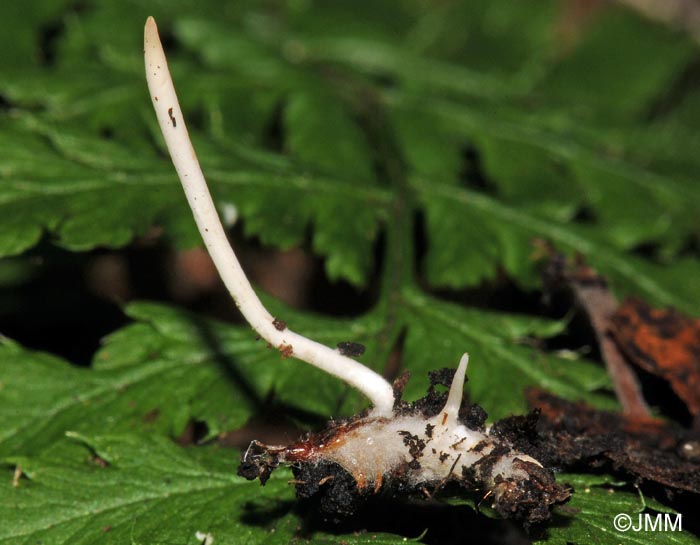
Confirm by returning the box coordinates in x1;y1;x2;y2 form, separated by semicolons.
272;318;287;331
279;343;293;358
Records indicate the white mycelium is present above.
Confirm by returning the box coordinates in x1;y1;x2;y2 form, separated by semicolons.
279;355;542;489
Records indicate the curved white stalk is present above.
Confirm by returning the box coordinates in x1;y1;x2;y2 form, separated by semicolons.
144;16;395;416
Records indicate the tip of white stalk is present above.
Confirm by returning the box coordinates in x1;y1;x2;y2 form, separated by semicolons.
144;17;161;58
145;16;157;34
144;17;161;63
441;353;469;425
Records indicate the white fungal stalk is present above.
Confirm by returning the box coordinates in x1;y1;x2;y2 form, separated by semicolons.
143;17;395;416
145;17;569;524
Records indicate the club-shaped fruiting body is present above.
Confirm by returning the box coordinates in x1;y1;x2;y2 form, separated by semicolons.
143;16;395;417
144;17;570;525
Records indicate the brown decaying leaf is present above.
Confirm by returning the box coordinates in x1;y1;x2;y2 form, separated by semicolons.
532;246;700;494
610;297;700;428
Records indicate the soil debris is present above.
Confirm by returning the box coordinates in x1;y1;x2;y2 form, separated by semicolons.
527;388;700;494
337;342;366;357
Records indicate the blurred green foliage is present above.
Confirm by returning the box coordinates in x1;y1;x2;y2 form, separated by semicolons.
0;1;698;543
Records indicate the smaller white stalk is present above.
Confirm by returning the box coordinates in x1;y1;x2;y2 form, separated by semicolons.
442;353;468;427
143;17;395;416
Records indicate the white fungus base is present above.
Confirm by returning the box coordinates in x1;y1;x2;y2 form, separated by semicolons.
310;411;540;489
277;355;542;490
